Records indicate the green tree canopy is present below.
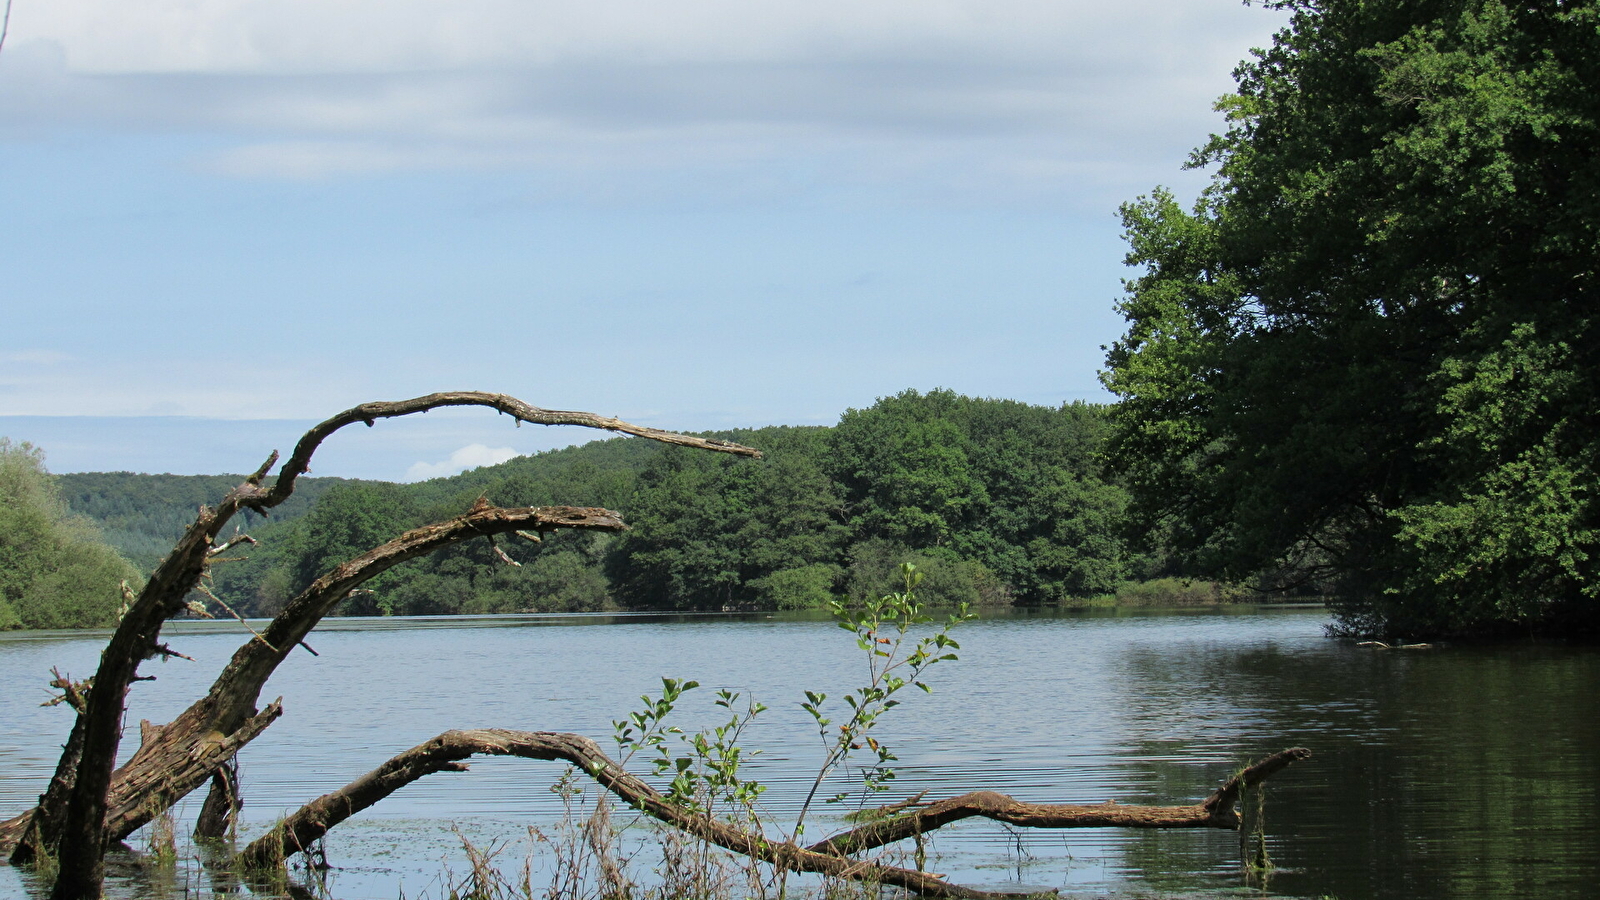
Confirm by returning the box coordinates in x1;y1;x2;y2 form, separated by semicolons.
0;439;143;630
830;390;1137;601
1103;0;1600;638
607;427;849;610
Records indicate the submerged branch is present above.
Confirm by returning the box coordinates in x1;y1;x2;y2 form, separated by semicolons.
809;747;1312;857
240;732;1310;900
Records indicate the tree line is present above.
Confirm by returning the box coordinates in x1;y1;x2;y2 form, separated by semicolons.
0;440;141;630
198;390;1156;617
2;392;1184;627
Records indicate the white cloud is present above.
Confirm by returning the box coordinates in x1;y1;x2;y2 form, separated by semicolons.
405;443;519;481
0;0;1288;190
17;0;1245;74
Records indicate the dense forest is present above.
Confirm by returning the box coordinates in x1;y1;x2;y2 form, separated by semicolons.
20;390;1215;623
1103;0;1600;640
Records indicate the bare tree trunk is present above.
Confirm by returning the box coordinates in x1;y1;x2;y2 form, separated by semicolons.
193;756;241;841
0;393;758;900
237;729;1310;900
5;684;87;865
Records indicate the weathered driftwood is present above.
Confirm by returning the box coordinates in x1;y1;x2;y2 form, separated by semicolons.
0;393;758;900
238;730;1311;900
193;755;242;841
810;746;1312;857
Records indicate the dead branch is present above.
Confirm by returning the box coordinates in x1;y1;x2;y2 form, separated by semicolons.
488;536;522;567
193;756;242;841
249;392;761;515
209;531;258;556
8;394;756;899
1201;746;1314;820
4;505;622;863
41;669;90;712
113;507;625;847
811;747;1312;858
238;731;1309;900
235;729;1019;899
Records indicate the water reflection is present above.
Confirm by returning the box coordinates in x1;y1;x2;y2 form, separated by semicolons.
1;609;1595;899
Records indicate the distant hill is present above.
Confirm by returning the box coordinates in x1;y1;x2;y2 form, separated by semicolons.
55;434;665;571
56;472;355;570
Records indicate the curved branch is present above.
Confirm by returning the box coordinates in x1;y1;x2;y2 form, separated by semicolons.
254;392;761;511
1200;746;1313;818
240;729;1045;900
33;394;754;898
808;747;1312;858
7;506;627;861
240;733;1312;900
204;505;627;715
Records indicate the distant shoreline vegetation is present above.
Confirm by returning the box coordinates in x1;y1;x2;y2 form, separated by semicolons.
23;390;1295;628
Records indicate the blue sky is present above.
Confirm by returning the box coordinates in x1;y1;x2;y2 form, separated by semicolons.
0;0;1286;481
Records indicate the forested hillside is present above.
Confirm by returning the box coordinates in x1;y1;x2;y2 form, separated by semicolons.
52;391;1171;619
58;473;350;570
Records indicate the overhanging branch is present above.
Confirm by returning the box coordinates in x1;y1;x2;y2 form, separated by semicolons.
252;392;761;512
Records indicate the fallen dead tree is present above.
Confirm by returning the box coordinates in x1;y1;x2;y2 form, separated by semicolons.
0;391;1311;900
238;730;1310;900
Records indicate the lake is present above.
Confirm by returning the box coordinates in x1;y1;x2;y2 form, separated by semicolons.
1;608;1596;899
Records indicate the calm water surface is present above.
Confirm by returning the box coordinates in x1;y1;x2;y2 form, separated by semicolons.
1;608;1595;899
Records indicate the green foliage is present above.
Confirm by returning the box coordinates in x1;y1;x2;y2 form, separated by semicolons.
289;482;421;591
795;564;971;834
0;439;142;630
830;390;1139;601
63;393;1143;617
613;561;968;873
56;471;344;571
607;427;850;610
751;563;844;610
1108;578;1249;608
844;539;993;608
1104;0;1600;638
614;679;769;824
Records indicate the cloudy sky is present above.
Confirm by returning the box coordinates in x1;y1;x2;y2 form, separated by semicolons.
0;0;1286;480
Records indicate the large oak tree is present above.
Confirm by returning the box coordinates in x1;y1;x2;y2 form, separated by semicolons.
1103;0;1600;638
